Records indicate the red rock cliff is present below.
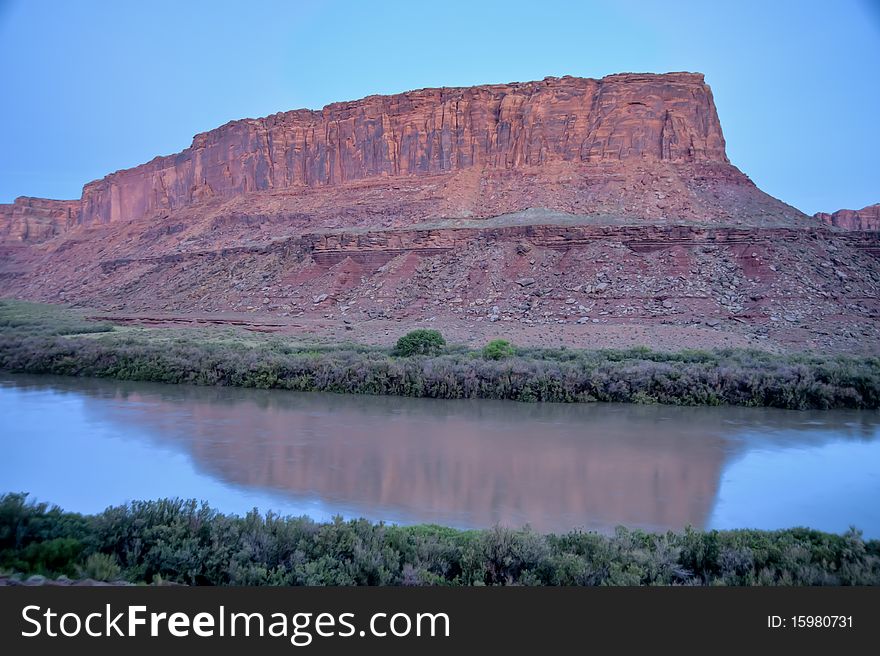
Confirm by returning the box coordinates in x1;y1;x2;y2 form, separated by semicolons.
814;204;880;231
0;197;80;242
73;72;727;225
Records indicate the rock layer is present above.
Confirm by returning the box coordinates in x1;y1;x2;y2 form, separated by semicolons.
0;197;79;242
77;72;729;226
3;72;789;244
815;204;880;231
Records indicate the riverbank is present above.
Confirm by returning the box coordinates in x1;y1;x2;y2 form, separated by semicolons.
1;300;879;409
2;494;878;586
2;300;879;409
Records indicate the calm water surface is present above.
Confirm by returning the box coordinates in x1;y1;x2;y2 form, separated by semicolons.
1;374;878;536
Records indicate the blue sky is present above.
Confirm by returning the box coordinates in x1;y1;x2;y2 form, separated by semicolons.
0;0;877;214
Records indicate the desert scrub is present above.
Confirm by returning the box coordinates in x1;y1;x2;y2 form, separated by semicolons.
1;494;877;586
2;331;879;408
1;301;879;409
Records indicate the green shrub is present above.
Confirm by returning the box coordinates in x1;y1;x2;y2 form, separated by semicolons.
482;339;515;361
393;329;446;357
17;538;83;576
79;552;121;581
1;495;878;586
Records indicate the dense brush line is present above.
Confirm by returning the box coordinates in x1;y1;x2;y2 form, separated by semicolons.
1;494;877;586
1;333;878;409
1;300;878;409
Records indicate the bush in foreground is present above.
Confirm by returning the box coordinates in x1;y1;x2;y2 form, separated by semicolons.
1;494;877;586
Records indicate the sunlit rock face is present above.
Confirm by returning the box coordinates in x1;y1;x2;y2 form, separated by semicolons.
815;204;880;231
1;71;808;245
0;197;79;242
73;72;730;225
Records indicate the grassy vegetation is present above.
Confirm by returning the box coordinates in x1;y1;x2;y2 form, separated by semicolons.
2;494;877;586
0;299;113;337
1;299;879;409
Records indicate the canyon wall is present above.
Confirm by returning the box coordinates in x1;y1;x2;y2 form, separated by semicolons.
3;72;731;237
815;204;880;231
0;73;876;355
0;197;80;242
79;73;727;226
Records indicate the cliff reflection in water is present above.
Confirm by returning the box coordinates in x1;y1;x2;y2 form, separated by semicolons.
5;375;879;534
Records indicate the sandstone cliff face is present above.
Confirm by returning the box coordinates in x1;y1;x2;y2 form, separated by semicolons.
815;204;880;231
9;72;732;233
81;73;729;226
1;73;876;355
0;197;80;242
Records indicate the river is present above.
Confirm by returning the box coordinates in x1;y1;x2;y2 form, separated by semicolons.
2;374;878;536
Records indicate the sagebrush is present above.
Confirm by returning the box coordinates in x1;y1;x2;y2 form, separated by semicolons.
1;494;877;586
1;300;879;409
